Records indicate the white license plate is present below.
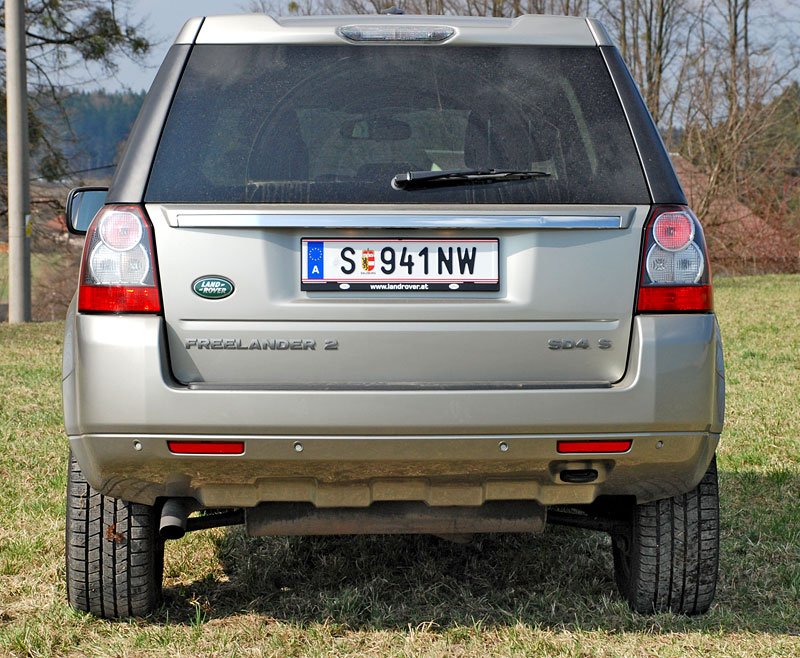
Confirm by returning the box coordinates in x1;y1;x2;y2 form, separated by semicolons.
301;238;499;292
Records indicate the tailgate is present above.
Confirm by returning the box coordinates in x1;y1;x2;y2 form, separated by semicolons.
148;205;647;387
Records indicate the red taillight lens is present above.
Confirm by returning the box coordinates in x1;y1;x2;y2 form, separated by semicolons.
653;212;694;251
637;285;713;313
98;210;144;251
78;287;162;313
78;205;161;313
637;206;712;313
557;440;633;454
167;441;245;455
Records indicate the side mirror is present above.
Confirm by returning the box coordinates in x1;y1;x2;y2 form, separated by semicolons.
65;187;108;235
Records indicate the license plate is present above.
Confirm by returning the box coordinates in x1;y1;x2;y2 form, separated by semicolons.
301;238;499;292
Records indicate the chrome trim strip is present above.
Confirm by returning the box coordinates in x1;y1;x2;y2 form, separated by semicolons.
172;213;623;229
187;381;613;391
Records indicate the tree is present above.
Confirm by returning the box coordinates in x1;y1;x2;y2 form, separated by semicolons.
61;90;144;170
675;1;799;221
0;1;151;184
248;0;590;17
595;0;690;127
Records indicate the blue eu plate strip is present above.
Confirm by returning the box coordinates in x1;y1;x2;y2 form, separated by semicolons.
307;241;324;279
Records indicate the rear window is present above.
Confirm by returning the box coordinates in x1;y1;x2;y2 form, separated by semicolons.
145;45;649;205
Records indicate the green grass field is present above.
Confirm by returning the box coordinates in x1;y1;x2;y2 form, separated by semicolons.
1;274;798;657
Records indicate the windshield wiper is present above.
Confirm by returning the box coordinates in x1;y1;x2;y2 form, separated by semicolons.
391;168;551;191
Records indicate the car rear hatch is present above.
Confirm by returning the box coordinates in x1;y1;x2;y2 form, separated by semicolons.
149;205;646;387
140;27;653;389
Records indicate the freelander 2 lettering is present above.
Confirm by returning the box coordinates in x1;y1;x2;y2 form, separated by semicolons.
184;339;339;351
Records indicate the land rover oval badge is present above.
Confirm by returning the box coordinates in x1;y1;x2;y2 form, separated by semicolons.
192;276;234;300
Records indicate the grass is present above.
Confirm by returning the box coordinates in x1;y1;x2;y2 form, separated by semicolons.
0;253;47;303
0;251;76;304
1;273;798;657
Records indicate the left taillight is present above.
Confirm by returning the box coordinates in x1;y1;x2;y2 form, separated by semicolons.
636;206;713;313
78;205;161;313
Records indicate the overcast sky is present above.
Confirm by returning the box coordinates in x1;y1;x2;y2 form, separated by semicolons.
93;1;253;92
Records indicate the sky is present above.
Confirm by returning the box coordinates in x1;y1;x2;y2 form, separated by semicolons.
93;1;257;92
92;0;800;93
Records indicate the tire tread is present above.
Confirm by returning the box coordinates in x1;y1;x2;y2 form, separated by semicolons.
614;457;719;615
65;452;163;618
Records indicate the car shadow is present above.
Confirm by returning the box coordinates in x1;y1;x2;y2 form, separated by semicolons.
155;469;800;635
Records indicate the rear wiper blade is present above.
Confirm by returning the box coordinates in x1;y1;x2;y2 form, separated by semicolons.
391;168;551;191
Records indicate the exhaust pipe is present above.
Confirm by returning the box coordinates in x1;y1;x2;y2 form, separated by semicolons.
159;498;189;540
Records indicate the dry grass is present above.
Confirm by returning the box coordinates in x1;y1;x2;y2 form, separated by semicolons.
1;274;798;657
0;249;83;323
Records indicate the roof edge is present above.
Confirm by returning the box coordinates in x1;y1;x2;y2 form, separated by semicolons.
190;13;604;47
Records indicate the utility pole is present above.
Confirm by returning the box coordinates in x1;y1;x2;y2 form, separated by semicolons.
5;0;32;323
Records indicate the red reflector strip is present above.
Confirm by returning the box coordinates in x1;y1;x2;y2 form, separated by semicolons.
167;441;245;455
79;286;162;313
637;285;713;313
557;440;632;454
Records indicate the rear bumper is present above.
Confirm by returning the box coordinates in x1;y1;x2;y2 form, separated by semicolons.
69;431;719;507
63;312;724;507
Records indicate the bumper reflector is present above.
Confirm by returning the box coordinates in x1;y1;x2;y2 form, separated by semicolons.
557;440;632;454
167;441;244;455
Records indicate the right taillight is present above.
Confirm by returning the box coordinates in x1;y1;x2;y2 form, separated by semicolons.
637;206;713;313
78;205;161;313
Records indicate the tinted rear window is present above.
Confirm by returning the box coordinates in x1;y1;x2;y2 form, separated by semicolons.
145;45;649;204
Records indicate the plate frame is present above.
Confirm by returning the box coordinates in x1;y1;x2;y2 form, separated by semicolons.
301;237;500;292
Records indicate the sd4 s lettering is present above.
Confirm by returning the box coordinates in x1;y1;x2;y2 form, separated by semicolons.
548;338;613;350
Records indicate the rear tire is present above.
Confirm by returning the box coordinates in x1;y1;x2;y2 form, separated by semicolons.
612;456;720;615
65;451;164;618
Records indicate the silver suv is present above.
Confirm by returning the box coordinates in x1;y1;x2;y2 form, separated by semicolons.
63;13;724;619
